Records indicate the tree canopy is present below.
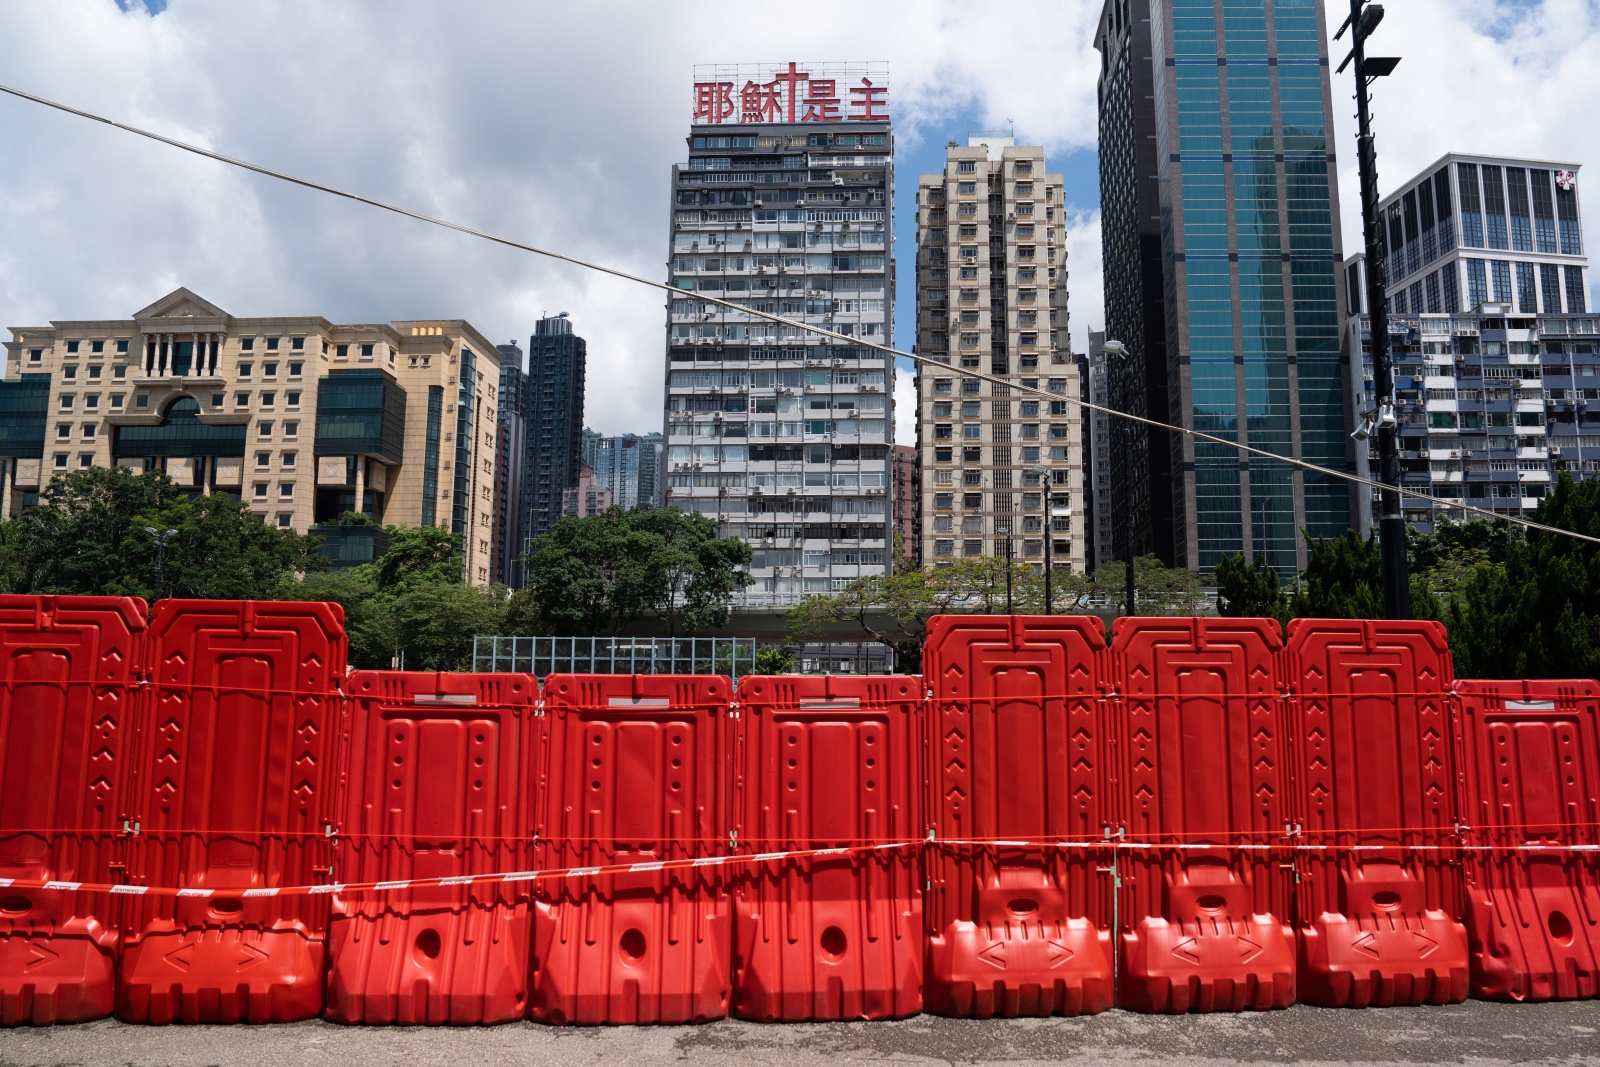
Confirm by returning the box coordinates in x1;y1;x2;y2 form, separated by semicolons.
519;508;752;637
0;466;320;599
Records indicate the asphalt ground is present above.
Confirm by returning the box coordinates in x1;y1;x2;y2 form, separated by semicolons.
2;1001;1598;1067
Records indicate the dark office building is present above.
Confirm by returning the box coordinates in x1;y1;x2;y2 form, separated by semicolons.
525;313;586;547
494;342;527;586
1095;0;1352;575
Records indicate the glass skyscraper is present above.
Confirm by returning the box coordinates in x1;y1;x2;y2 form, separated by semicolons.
1096;0;1351;574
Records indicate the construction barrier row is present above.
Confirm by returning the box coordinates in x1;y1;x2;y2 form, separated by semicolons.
0;597;1595;1026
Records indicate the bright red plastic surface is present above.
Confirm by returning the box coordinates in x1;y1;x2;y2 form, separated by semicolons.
922;615;1115;1018
1456;679;1600;1002
0;596;145;1025
1286;619;1468;1008
117;600;346;1024
731;675;923;1021
326;671;538;1024
1113;618;1295;1012
532;674;732;1025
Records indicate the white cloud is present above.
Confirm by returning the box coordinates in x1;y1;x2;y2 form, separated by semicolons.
0;0;1595;441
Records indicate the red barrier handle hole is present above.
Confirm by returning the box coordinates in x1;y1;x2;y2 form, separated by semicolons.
619;928;647;965
1007;898;1039;916
1548;911;1575;946
1196;895;1228;913
415;928;442;962
820;925;848;960
0;896;31;915
1372;891;1402;911
210;898;243;916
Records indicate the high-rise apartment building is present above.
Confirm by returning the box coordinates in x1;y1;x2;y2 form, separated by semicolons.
493;342;527;586
591;432;665;510
525;313;585;546
561;466;612;517
1;287;505;582
1096;0;1351;575
914;137;1084;574
1342;155;1594;531
664;63;894;606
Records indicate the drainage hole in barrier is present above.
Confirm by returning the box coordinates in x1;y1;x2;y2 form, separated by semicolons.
1549;910;1575;945
1007;898;1039;916
620;928;647;964
1372;891;1402;910
1196;895;1227;913
210;898;243;916
415;928;442;962
820;925;847;960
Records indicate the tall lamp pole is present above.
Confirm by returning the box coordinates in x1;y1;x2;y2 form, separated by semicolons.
1337;1;1409;618
1103;340;1137;616
1029;465;1054;615
144;526;177;603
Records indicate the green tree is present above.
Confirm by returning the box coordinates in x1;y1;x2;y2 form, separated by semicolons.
1085;555;1207;616
383;581;508;671
1215;552;1288;622
7;466;318;599
752;646;795;674
354;525;463;591
523;508;752;636
1291;529;1382;619
1444;473;1600;679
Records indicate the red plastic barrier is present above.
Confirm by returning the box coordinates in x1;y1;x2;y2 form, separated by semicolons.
1286;619;1468;1007
731;675;922;1021
1455;679;1600;1002
326;671;538;1024
1114;618;1296;1013
532;674;732;1025
117;600;346;1024
0;596;146;1026
922;615;1115;1018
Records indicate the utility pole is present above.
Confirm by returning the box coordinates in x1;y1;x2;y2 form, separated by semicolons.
1337;1;1409;618
1102;340;1137;617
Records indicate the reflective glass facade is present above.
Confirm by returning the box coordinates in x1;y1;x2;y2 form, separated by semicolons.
312;369;407;462
1098;0;1350;575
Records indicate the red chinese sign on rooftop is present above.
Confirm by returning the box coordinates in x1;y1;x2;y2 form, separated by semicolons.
692;62;890;125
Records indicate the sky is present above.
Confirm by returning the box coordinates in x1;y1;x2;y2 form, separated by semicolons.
3;0;1599;446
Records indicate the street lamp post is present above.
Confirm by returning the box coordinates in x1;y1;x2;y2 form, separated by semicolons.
144;526;177;603
1028;464;1054;615
1336;1;1409;618
1102;340;1137;617
1002;521;1014;615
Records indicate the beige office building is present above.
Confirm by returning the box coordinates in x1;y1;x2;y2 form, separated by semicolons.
2;288;504;584
915;137;1086;574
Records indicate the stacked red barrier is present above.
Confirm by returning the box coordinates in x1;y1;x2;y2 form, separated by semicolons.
2;598;1599;1027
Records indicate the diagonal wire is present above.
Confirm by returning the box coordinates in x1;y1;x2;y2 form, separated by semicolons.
2;80;1598;549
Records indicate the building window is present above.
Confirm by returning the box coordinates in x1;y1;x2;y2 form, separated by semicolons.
58;395;73;410
63;366;77;381
360;343;374;357
238;363;252;378
241;338;255;351
134;394;149;409
276;513;293;528
255;451;271;467
963;539;982;556
1465;259;1488;307
78;454;92;468
1541;263;1564;313
113;365;126;379
265;337;280;351
1568;267;1588;314
283;420;299;437
88;365;102;381
291;337;305;351
281;450;296;468
261;391;276;408
55;423;70;440
258;421;273;438
252;482;268;499
1491;260;1513;303
110;393;124;409
236;392;250;406
81;424;96;439
116;340;129;354
66;340;79;354
263;362;278;378
286;390;301;407
957;162;976;174
83;394;98;410
279;482;294;499
288;361;303;377
28;349;41;363
53;454;67;469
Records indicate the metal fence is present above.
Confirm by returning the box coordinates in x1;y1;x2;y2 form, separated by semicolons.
472;636;757;678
